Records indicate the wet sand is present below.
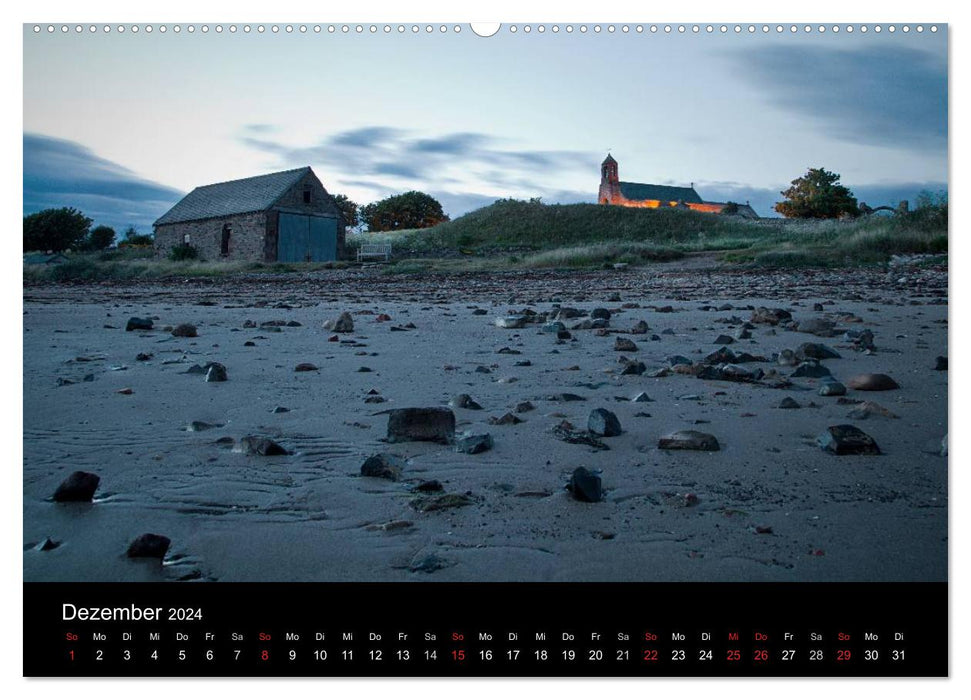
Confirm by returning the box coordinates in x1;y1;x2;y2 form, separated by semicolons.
23;264;947;582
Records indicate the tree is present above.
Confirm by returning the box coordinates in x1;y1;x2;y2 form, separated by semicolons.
360;191;449;232
120;225;153;246
332;194;359;229
85;225;116;251
23;207;92;252
775;167;859;219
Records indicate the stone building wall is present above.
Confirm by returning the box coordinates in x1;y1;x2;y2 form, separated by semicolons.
154;211;267;261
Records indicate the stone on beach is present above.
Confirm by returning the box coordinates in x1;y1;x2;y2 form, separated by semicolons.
846;373;900;391
53;470;100;502
323;312;354;333
567;467;603;503
205;362;228;382
818;381;847;397
172;324;198;338
126;533;171;559
588;408;622;437
239;436;291;456
817;425;881;455
294;363;319;372
449;394;483;410
614;337;637;352
495;316;527;329
360;453;406;481
455;431;494;454
125;317;153;332
658;430;720;451
387;407;456;444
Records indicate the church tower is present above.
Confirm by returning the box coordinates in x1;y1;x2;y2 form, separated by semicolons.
599;153;619;204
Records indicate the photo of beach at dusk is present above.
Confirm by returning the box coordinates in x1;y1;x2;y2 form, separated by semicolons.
23;23;947;584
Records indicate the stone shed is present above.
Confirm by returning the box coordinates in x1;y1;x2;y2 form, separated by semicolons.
153;166;345;262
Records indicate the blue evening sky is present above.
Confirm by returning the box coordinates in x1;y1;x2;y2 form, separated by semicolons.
23;24;947;230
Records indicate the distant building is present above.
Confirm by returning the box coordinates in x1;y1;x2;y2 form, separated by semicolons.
598;154;758;219
153;166;344;262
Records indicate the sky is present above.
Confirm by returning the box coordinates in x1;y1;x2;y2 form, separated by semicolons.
22;24;948;231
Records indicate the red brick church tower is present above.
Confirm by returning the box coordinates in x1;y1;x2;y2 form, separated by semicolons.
599;153;620;204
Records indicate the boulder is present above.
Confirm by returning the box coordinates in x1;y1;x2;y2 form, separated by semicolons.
614;337;638;352
53;471;100;502
817;425;881;455
778;397;801;409
387;407;456;444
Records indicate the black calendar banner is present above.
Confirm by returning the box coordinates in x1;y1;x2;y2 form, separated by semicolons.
24;582;947;677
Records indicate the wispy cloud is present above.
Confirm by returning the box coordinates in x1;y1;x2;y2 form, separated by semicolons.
23;133;184;231
238;126;597;215
729;45;947;150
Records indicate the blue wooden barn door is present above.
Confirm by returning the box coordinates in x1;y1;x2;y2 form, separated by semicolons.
278;213;309;262
278;214;337;262
309;216;338;261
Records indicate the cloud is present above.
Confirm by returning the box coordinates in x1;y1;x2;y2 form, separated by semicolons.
23;133;183;231
730;44;947;150
239;126;597;216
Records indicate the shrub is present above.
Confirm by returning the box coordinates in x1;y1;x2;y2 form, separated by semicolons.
168;244;198;261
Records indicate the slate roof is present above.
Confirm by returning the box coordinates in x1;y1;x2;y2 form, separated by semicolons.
154;167;312;226
619;181;703;204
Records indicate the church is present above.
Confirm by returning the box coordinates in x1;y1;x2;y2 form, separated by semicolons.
598;154;758;218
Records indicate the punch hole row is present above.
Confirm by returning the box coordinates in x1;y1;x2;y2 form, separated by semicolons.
31;24;939;35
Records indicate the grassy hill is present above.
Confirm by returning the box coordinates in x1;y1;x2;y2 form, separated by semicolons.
349;198;947;270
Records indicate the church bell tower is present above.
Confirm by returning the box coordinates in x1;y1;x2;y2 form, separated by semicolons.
599;153;619;205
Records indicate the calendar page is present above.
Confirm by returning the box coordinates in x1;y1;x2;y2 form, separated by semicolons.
21;7;949;679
